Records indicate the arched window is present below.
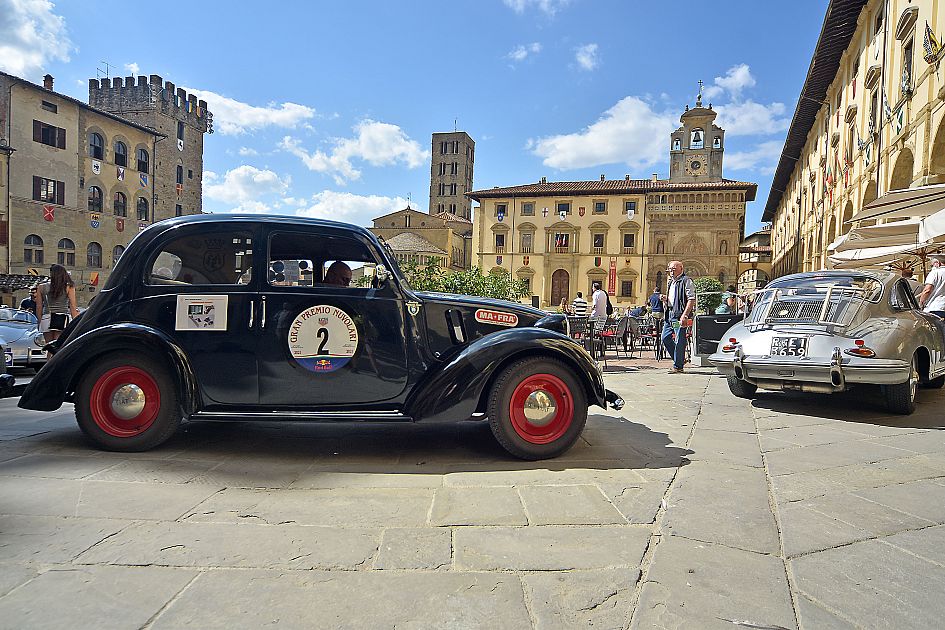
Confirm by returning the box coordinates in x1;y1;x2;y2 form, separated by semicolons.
720;240;729;255
88;185;103;212
113;191;127;216
690;127;704;149
713;136;722;148
137;197;149;221
87;242;102;268
114;141;127;167
176;164;184;185
136;148;149;173
112;245;125;268
89;132;104;159
57;238;75;266
24;234;44;264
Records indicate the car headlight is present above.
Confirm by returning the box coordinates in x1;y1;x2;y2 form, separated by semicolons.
33;333;46;347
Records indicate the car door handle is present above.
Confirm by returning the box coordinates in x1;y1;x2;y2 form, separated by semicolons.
248;300;255;329
260;296;267;329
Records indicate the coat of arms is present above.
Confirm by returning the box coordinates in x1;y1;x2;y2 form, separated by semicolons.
578;207;585;217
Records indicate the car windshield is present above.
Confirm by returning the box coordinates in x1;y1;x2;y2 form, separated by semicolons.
767;274;883;302
0;308;38;325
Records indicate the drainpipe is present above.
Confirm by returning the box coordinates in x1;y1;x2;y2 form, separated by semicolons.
875;0;890;199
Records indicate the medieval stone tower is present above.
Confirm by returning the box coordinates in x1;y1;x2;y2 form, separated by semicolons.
88;74;211;220
669;92;725;183
429;131;474;219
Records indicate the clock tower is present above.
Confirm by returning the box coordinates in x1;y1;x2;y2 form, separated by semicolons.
669;85;724;183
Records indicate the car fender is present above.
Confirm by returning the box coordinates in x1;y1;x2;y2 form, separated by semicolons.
18;323;199;414
405;327;606;423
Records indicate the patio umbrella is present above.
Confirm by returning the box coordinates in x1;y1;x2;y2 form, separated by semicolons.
833;219;924;252
848;183;945;223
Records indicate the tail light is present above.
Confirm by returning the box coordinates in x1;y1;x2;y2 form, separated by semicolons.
721;337;738;352
844;340;875;358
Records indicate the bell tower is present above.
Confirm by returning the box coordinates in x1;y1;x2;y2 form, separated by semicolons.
669;82;725;183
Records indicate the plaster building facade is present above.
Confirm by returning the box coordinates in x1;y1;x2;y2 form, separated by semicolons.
469;99;756;309
737;226;773;293
429;131;474;220
370;207;471;270
0;71;211;306
765;0;945;278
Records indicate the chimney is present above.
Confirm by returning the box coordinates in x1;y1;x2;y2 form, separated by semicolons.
600;174;605;181
42;74;54;90
625;175;630;181
540;176;547;184
651;173;658;182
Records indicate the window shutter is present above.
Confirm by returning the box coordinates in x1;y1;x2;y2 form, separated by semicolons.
57;128;66;149
56;181;65;206
33;120;41;143
32;176;41;201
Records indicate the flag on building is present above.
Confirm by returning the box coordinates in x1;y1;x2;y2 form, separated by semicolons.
924;21;942;64
883;89;893;119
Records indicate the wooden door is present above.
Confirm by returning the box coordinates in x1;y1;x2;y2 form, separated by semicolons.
551;269;570;307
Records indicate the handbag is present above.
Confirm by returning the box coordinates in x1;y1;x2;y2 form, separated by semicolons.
49;313;69;330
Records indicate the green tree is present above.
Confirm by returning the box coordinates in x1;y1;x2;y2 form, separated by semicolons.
372;262;529;301
693;276;724;314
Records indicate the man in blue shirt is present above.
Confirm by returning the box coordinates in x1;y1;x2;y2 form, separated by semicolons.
648;287;664;322
661;261;696;374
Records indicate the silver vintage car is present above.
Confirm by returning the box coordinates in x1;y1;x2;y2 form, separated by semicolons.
709;271;945;414
0;307;47;372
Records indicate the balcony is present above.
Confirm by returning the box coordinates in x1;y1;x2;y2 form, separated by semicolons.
520;244;532;253
554;246;572;254
592;246;604;255
622;247;635;255
495;245;506;254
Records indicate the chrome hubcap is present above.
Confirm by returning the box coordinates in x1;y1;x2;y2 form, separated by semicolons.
110;384;146;420
910;362;918;401
523;389;557;426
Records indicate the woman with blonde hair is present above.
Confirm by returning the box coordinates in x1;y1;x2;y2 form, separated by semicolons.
36;264;79;344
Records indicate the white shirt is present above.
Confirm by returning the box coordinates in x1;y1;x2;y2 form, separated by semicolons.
590;289;607;318
923;266;945;312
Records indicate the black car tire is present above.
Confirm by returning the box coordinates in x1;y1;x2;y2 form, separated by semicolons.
727;375;757;399
487;357;587;460
883;354;918;415
75;353;181;451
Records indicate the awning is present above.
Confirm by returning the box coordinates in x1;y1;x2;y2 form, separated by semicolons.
848;183;945;223
833;219;923;252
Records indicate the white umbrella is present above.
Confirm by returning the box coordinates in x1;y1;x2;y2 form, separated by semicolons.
919;206;945;243
833;219;923;252
848;183;945;223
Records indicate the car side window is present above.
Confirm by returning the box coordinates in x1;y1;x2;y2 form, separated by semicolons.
891;279;918;311
147;230;253;286
267;231;379;289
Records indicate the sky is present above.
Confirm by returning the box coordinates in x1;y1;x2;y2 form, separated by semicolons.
1;0;829;233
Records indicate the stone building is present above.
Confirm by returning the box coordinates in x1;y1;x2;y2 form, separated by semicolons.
737;226;773;293
469;97;756;309
765;0;945;277
0;71;211;306
429;131;474;220
370;207;471;270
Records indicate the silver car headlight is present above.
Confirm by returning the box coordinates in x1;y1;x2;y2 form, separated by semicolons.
33;332;46;347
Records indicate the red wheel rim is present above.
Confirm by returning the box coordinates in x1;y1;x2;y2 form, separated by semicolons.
89;367;161;437
508;373;574;444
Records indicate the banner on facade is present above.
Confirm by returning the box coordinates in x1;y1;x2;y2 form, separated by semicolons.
608;257;617;296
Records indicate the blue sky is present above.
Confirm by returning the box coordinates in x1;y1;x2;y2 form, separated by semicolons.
2;0;828;232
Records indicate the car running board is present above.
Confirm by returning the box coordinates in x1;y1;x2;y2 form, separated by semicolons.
189;410;414;422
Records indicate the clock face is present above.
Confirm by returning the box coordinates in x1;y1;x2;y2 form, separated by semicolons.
686;157;705;174
690;160;702;171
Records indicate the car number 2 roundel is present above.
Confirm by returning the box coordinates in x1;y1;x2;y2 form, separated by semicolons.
288;305;359;373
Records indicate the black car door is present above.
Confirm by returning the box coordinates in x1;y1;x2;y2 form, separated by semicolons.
254;226;410;407
130;223;260;406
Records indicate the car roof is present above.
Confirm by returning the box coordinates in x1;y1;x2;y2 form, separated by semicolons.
152;214;377;240
770;269;896;285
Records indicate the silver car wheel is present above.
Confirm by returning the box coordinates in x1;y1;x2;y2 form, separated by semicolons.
909;357;919;402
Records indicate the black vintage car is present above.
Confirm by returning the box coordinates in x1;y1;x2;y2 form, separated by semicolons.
20;215;622;459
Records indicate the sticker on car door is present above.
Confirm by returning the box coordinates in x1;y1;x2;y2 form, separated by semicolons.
288;305;359;372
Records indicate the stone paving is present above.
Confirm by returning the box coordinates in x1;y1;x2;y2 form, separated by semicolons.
0;367;943;629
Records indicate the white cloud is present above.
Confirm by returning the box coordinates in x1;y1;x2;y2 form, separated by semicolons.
124;62;139;76
507;42;542;62
204;165;291;213
0;0;72;77
574;43;599;71
530;96;676;170
704;63;756;101
715;100;789;136
281;120;428;185
237;146;258;156
182;87;316;135
724;140;783;174
503;0;570;15
292;190;411;228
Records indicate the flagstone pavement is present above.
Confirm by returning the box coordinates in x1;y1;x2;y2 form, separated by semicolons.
0;367;943;629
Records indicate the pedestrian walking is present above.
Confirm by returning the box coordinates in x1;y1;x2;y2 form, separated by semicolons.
36;264;79;346
572;292;588;317
590;281;607;318
648;286;664;323
918;255;945;318
661;260;695;374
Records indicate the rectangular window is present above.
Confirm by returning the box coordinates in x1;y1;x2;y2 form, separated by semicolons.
521;202;534;216
176;165;184;185
449;203;457;213
32;120;65;149
188;169;194;179
903;39;914;92
451;162;458;175
593;233;605;249
495;233;505;252
452;141;459;153
556;202;571;215
32;176;64;205
41;100;57;113
553;232;570;252
439;183;445;195
449;183;457;196
177;121;185;141
149;230;254;285
495;203;507;217
521;232;533;253
623;233;635;249
175;204;183;217
58;250;75;267
440;141;447;154
621;280;633;297
593;201;606;214
625;201;637;214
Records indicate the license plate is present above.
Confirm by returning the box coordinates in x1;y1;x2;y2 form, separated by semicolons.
771;336;808;357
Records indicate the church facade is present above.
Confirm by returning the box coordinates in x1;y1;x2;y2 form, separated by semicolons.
469;97;757;309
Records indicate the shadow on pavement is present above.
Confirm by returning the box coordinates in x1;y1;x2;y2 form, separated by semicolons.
750;387;945;430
